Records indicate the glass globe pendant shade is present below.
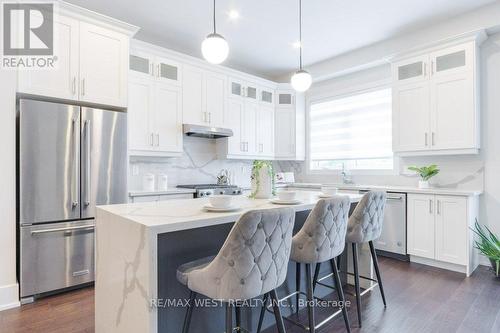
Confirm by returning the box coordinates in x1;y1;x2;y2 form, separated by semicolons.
291;69;312;92
201;33;229;64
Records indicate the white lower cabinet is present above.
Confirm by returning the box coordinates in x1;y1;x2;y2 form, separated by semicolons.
407;194;435;259
128;73;182;156
407;193;474;274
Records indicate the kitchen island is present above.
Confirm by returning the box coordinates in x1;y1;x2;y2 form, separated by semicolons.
95;191;368;333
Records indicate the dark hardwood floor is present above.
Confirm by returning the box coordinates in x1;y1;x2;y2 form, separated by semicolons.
1;257;499;333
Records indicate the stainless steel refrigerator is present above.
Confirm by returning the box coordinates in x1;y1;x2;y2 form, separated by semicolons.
18;99;127;300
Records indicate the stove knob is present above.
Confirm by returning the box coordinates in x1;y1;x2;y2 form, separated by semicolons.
233;189;241;195
219;190;224;195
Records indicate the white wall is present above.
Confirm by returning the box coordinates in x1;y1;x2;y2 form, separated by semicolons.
0;70;19;310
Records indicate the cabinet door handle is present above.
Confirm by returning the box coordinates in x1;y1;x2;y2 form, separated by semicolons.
425;133;428;146
72;77;76;95
208;112;211;123
432;132;435;146
157;64;160;78
429;199;433;214
150;63;153;76
437;200;441;215
431;60;435;75
81;78;85;96
150;133;154;146
156;133;160;146
423;62;427;76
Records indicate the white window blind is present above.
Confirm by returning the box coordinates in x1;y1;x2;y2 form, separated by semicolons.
309;88;393;171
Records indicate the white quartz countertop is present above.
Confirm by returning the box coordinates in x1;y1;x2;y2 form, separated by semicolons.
129;188;196;197
98;190;362;234
281;182;482;196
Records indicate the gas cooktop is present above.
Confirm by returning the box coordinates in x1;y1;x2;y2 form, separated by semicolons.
176;184;242;197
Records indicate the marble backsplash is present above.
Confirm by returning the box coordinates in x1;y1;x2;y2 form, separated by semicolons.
129;136;254;191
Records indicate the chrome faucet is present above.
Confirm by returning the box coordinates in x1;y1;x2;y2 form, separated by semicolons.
341;163;353;184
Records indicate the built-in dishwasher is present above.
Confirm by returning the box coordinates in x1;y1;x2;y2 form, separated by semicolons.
359;190;408;260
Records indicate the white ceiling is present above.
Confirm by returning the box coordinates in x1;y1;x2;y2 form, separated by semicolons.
65;0;495;80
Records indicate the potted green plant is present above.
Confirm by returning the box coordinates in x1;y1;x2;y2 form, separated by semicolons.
471;221;500;278
250;160;276;199
408;164;440;188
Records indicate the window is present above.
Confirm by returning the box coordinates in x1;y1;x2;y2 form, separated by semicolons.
309;88;393;171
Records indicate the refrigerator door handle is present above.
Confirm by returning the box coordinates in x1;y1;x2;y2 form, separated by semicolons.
84;120;91;206
71;118;79;208
31;224;95;235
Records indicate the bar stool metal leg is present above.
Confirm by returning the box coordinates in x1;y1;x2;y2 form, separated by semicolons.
352;243;362;327
330;259;351;333
295;262;301;314
305;264;315;333
225;303;233;333
257;293;269;333
312;263;321;291
269;289;286;333
235;306;241;331
182;291;197;333
369;241;387;307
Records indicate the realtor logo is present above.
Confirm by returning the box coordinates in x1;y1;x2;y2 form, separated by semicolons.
3;2;54;55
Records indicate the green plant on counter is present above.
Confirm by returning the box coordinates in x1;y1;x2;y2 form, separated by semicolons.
471;220;500;277
408;164;440;181
250;160;276;198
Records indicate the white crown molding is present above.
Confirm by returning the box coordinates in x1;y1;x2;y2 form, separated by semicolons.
58;1;139;37
389;29;488;63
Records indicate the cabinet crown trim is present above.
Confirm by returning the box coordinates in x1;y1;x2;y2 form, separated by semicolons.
60;1;139;36
390;29;487;63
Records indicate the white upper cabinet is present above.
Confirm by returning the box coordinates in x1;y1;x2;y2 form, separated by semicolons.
260;88;274;104
18;15;79;100
393;82;430;152
228;78;258;102
183;65;225;127
17;12;134;108
155;57;182;85
128;73;183;156
392;34;485;156
277;91;295;107
274;108;296;158
79;21;129;107
128;75;154;151
153;83;183;153
256;104;275;157
393;55;429;85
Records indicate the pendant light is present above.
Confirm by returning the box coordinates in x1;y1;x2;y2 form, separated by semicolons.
201;0;229;64
290;0;312;92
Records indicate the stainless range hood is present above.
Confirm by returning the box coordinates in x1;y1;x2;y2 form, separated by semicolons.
183;124;233;139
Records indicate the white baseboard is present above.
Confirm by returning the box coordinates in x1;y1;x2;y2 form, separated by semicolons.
410;256;467;275
0;283;20;312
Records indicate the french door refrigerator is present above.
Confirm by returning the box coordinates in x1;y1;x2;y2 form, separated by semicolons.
18;98;127;300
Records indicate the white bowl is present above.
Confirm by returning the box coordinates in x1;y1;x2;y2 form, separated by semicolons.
321;186;338;196
209;195;233;208
277;190;297;201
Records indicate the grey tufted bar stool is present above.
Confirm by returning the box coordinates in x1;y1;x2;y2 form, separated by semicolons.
176;207;295;333
258;196;352;333
345;190;387;327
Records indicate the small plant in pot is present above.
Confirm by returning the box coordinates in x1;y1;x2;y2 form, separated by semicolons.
471;220;500;278
250;160;276;199
408;164;440;188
